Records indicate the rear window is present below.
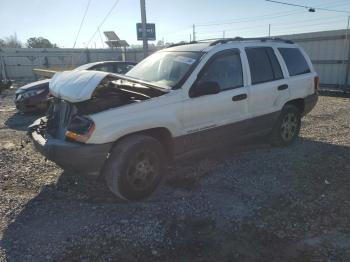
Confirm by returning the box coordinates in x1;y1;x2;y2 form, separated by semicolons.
278;48;311;76
246;47;283;85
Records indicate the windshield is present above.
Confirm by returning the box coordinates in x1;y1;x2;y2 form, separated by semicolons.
126;51;200;89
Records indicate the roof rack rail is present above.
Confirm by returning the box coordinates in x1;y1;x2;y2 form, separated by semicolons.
167;41;198;48
166;37;293;49
209;37;294;46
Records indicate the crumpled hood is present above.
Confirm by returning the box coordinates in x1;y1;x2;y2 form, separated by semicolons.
49;70;111;103
16;79;50;93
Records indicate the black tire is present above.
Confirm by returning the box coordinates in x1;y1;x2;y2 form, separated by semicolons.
104;134;166;201
269;104;301;147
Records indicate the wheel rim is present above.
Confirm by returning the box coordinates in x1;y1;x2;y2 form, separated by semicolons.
280;112;298;142
126;150;158;191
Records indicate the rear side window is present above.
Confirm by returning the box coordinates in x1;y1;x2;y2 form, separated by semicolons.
246;47;283;85
278;48;311;76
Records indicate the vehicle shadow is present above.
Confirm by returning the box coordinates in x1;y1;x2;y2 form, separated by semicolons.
320;89;350;98
4;112;43;132
1;138;350;261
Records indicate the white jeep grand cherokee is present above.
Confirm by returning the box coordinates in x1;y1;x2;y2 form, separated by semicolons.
29;38;319;200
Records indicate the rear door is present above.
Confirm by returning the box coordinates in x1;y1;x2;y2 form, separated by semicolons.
245;47;290;126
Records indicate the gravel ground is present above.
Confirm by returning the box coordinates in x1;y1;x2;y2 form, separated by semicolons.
0;87;349;261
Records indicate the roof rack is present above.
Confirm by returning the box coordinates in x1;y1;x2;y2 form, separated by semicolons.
167;41;198;48
208;37;294;46
167;37;293;49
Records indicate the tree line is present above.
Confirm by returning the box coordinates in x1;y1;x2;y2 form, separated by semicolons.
0;34;58;48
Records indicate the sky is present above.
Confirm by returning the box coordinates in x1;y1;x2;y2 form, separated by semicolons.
1;0;350;48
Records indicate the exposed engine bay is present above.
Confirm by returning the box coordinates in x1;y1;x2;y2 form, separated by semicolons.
29;71;167;141
74;76;164;115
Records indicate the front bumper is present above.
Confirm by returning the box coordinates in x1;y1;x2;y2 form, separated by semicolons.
30;128;113;176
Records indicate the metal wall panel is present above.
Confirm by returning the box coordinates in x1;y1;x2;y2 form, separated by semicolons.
0;48;122;81
281;29;350;89
1;30;350;91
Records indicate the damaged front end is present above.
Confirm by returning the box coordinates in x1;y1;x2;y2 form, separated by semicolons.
28;70;167;175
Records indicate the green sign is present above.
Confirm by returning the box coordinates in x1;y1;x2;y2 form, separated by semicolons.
137;23;156;41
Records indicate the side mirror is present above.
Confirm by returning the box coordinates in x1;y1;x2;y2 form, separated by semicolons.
192;81;220;97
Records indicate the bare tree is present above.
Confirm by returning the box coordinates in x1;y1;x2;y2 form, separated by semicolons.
0;39;5;48
1;34;22;48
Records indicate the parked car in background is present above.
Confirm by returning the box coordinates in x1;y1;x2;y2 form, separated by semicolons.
15;61;136;113
29;38;318;200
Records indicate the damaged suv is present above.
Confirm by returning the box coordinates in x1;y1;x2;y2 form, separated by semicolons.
29;38;319;200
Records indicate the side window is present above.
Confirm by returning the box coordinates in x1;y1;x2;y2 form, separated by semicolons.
91;64;114;73
266;48;283;80
278;48;311;76
245;47;283;85
198;51;243;91
115;63;135;74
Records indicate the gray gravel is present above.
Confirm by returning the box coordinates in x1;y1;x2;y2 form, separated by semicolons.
0;87;349;261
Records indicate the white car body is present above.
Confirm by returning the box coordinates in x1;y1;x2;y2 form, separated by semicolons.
82;41;316;145
30;38;319;176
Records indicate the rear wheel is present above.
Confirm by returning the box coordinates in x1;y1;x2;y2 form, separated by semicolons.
104;134;166;201
269;105;301;147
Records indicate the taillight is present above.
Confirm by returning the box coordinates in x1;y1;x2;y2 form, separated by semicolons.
314;76;320;92
65;115;95;143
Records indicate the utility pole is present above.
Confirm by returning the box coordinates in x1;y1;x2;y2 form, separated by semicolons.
140;0;148;58
193;24;196;41
223;30;226;39
268;24;271;37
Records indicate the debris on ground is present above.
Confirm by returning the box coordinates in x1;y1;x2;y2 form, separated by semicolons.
0;87;349;261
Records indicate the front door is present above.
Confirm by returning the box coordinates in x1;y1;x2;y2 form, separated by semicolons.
179;49;249;153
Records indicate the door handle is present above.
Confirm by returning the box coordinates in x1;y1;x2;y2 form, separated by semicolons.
232;94;247;101
278;84;289;91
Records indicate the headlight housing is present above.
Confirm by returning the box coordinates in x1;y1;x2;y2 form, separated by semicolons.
65;115;95;143
19;89;46;99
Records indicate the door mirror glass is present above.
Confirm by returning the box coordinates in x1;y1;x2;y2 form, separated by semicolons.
194;81;220;97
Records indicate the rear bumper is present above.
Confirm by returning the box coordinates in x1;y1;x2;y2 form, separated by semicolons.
30;129;113;176
303;93;318;116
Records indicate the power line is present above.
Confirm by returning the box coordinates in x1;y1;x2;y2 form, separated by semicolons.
73;0;92;48
98;28;105;48
273;16;347;29
195;0;350;27
197;16;349;39
266;0;317;11
162;0;350;42
196;10;302;27
85;0;120;47
68;0;120;69
195;1;350;37
196;13;346;36
266;0;350;14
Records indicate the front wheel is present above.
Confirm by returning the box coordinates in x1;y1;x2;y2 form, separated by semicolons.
104;134;166;201
269;105;301;147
